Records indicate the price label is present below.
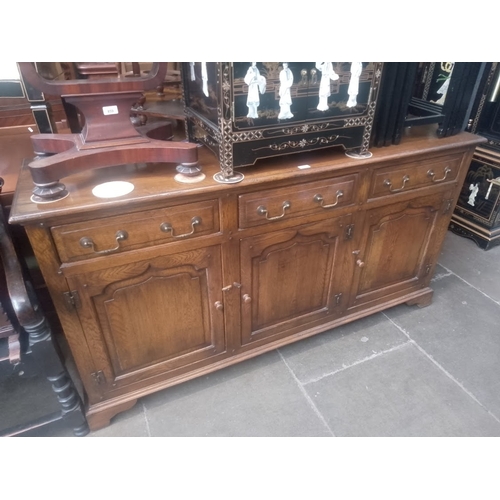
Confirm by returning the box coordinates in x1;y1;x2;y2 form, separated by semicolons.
102;105;119;115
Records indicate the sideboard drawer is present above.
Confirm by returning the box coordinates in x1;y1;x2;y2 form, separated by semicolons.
238;173;359;228
51;199;220;262
369;155;462;199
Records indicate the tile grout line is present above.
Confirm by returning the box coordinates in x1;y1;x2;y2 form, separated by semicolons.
383;312;500;425
430;270;453;282
277;350;336;437
141;401;152;437
437;262;500;306
301;341;411;386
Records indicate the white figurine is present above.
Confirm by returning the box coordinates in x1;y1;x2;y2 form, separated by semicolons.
201;62;208;97
468;183;479;206
434;63;454;105
244;62;266;119
485;177;500;200
316;62;339;111
347;62;362;108
435;77;450;105
278;63;294;119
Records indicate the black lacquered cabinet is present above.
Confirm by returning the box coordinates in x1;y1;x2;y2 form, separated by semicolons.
182;62;383;182
450;62;500;250
450;146;500;249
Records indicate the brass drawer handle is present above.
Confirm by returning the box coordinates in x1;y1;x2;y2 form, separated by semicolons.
384;175;410;193
257;201;291;220
427;166;451;183
160;216;202;238
79;230;128;255
314;190;344;208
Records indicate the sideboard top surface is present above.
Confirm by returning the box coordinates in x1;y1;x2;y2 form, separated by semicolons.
9;125;486;226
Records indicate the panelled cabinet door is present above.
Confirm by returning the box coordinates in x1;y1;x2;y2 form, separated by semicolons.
348;191;453;311
65;245;225;397
239;215;354;347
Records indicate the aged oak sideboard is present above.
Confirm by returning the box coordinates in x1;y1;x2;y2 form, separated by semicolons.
9;125;485;430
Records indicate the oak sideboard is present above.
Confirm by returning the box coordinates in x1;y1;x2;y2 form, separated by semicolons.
9;125;485;430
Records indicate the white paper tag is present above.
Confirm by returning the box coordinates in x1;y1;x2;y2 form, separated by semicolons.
92;181;134;198
297;164;311;170
102;105;119;115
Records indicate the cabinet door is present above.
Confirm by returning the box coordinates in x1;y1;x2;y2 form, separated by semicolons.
65;245;225;396
240;215;353;347
348;191;453;311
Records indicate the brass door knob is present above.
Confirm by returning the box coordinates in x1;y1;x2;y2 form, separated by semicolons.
214;301;223;310
356;259;365;268
242;294;252;303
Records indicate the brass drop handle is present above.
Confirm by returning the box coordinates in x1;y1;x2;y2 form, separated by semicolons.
427;166;451;182
314;190;344;208
160;216;201;238
214;301;224;311
384;175;410;192
79;230;128;255
257;201;291;220
242;294;252;303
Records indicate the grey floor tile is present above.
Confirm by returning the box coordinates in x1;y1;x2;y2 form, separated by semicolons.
305;343;500;436
384;273;500;417
439;231;500;303
17;419;76;437
142;351;331;437
278;313;408;384
0;359;61;432
89;400;149;437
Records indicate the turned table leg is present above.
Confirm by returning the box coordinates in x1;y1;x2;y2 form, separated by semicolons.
25;315;89;437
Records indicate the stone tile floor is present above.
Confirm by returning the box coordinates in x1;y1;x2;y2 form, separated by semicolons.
4;231;500;437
